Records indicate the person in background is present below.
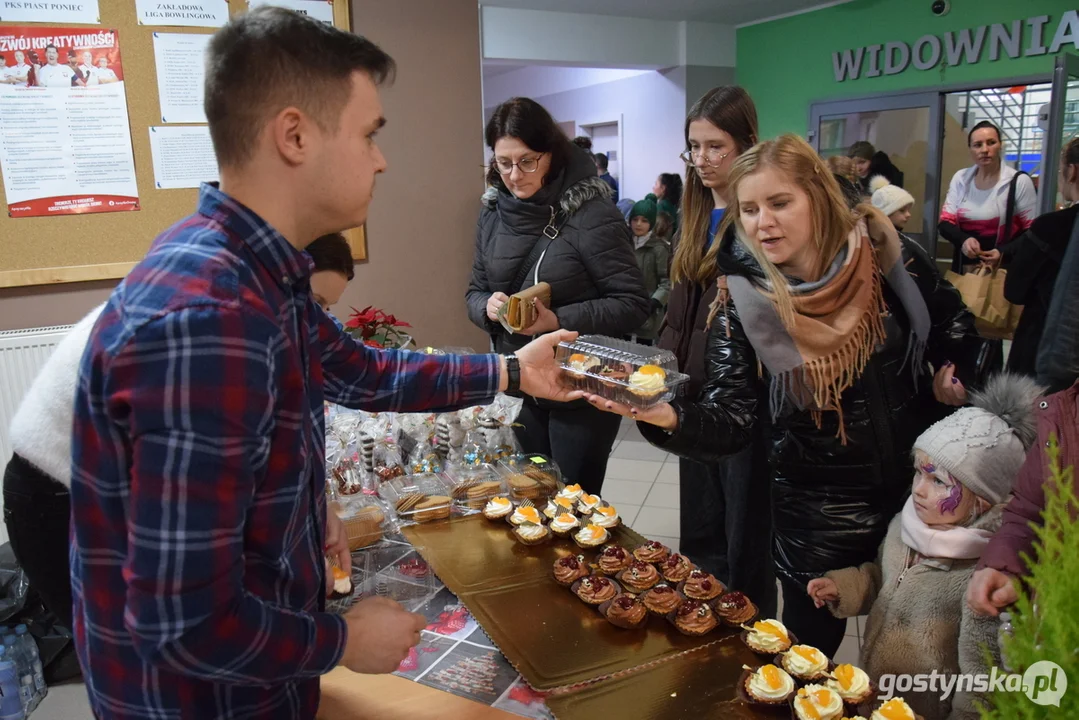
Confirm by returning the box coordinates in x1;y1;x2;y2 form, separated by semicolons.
70;11;577;718
36;45;73;87
466;97;648;495
93;56;119;84
809;374;1042;720
66;51;87;87
593;134;999;658
572;135;592;153
627;197;670;345
1;50;30;86
78;50;98;85
827;154;863;208
616;197;635;221
1000;138;1079;378
657;85;776;620
870;175;915;233
848;140;904;193
652;172;683;231
939;121;1036;272
305;232;355;312
595;152;619;201
653;211;674;247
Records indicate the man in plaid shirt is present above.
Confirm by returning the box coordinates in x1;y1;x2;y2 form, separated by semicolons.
70;9;577;719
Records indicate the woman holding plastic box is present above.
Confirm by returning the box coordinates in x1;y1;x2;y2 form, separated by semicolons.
466;97;650;494
587;135;1000;658
657;86;776;620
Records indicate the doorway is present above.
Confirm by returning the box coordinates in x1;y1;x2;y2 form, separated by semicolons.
581;118;624;193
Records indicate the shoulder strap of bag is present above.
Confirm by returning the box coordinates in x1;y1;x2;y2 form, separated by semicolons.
1001;171;1028;244
511;207;568;293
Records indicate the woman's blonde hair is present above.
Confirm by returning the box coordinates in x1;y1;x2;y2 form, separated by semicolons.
719;134;861;327
670;86;759;286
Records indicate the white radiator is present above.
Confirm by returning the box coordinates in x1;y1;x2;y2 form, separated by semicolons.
0;325;73;544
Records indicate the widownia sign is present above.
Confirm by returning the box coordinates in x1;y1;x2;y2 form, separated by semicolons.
833;11;1079;82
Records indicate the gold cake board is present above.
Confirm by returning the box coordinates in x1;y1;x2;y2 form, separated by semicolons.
403;515;774;719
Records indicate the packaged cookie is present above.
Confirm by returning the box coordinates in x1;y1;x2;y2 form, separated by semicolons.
445;463;506;512
497;454;562;503
334;495;394;551
378;473;454;525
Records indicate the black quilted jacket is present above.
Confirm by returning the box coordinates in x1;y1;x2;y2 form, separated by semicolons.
466;148;649;355
641;232;1002;586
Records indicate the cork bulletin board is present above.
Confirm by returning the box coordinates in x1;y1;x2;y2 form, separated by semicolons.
0;0;365;288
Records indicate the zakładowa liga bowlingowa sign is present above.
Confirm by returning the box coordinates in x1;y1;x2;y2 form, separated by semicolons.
0;26;139;217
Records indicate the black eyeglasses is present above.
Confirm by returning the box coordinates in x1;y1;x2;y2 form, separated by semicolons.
493;153;546;175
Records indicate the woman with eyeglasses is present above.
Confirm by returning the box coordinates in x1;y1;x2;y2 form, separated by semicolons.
467;97;650;494
655;86;777;619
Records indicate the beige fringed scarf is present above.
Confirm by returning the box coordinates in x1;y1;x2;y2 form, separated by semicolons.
709;219;929;443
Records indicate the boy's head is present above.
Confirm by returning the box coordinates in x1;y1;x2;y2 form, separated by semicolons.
910;374;1042;525
870;175;915;231
629;197;657;237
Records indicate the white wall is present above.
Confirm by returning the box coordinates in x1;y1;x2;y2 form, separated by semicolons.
520;69;689;202
483;66;652;109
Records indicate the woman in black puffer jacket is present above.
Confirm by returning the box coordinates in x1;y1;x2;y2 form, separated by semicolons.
467;98;650;493
585;135;1000;657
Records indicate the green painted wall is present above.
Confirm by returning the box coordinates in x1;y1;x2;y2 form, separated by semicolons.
737;0;1078;139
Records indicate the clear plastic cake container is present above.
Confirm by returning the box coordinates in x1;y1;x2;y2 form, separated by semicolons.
444;463;508;511
556;335;690;409
377;473;455;524
495;453;563;503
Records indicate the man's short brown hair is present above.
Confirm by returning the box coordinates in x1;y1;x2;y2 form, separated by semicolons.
205;6;395;168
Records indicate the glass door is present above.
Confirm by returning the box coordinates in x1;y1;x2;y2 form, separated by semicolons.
809;93;942;255
1039;53;1079;214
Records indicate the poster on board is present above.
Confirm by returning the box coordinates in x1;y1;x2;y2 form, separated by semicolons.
246;0;333;25
148;124;218;189
135;0;228;28
0;26;139;217
0;0;100;25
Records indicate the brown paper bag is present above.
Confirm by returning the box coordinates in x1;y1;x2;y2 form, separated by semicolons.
500;282;552;333
944;265;1022;340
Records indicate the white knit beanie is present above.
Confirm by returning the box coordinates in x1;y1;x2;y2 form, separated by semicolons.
870;175;915;217
912;375;1043;505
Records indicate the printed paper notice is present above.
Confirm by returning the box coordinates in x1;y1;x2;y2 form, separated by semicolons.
0;0;100;24
247;0;334;24
148;125;217;189
135;0;228;28
0;26;138;218
151;32;209;123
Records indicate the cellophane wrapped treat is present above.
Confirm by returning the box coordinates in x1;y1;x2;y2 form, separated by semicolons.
497;454;562;503
378;473;455;525
557;335;690;409
334;495;397;551
445;463;506;512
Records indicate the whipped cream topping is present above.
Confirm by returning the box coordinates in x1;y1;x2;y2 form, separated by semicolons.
827;664;871;700
746;620;790;652
577;493;601;512
628;369;666;392
516;524;547;540
592;506;619;527
784;645;828;676
332;574;352;596
575;524;608;544
484;497;512;515
567;355;600;372
794;685;843;720
551;513;580;531
510;506;542;525
871;698;915;720
747;664;795;701
557;484;583;501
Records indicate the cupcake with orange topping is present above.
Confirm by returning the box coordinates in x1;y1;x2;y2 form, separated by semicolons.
741;619;793;655
513;521;549;546
779;644;831;683
564;353;600;388
573;523;609;549
553;554;589;586
329;565;352;599
543;495;577;520
591;505;620;529
556;483;584;503
627;364;667;402
550;512;580;537
827;664;874;707
792;685;845;720
576;493;602;515
597;545;633;575
870;698;916;720
483;496;513;521
738;663;796;707
572;575;619;605
618;560;661;592
508;504;543;527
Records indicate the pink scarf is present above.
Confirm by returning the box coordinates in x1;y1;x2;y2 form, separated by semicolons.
899;496;993;561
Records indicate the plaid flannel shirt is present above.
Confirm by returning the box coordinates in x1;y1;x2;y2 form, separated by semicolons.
70;184;500;719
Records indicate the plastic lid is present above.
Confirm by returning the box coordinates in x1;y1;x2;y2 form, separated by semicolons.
13;625;25;635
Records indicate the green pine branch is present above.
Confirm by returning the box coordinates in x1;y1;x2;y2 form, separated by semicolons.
980;435;1079;719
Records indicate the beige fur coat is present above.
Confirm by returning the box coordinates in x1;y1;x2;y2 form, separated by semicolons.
825;506;1005;720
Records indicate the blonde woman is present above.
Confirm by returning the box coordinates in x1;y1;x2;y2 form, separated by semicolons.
588;135;1000;657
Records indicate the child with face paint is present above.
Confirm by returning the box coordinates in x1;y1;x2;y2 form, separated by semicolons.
805;374;1042;720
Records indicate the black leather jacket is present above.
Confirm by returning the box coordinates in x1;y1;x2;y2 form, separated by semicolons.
642;233;1001;586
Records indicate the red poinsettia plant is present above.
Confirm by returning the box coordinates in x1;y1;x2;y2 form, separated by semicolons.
344;306;413;349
